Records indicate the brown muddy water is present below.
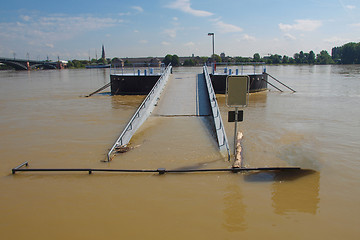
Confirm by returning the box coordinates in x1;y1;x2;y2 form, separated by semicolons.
0;66;359;239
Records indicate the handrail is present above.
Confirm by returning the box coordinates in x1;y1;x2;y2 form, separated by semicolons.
111;63;166;76
106;64;172;161
265;73;296;92
203;65;231;160
211;62;266;75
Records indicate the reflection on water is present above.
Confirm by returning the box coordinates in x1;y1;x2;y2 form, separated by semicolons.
111;95;145;109
222;185;247;232
244;169;320;215
272;170;320;215
249;91;268;106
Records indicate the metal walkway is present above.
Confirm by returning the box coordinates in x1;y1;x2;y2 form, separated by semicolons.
152;71;211;117
107;66;230;162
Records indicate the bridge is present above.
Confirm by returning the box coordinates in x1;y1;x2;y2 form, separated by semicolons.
0;57;61;70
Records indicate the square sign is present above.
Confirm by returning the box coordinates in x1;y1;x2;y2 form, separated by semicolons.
226;75;249;107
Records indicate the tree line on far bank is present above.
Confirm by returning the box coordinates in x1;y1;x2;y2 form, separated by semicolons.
1;42;359;70
168;41;360;66
66;41;360;69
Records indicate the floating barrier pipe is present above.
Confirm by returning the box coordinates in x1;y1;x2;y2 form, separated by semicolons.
12;161;301;175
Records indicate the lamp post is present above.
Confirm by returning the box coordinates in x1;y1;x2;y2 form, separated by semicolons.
208;32;215;73
208;33;215;61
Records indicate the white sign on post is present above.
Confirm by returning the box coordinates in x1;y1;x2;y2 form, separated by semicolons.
226;75;249;107
226;75;249;167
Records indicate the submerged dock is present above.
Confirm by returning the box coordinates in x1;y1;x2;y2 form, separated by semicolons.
107;65;230;162
11;64;301;174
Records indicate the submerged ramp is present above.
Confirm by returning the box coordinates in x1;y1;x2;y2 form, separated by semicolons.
152;71;211;116
107;65;172;161
107;67;230;163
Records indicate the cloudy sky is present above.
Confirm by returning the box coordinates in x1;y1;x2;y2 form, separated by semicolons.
0;0;359;60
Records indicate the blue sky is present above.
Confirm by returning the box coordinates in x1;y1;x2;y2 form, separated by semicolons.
0;0;359;60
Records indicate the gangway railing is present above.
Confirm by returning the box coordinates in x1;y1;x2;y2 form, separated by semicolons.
106;64;172;161
210;62;266;75
203;66;231;160
111;63;166;76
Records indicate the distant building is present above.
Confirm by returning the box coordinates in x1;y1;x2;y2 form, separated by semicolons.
101;45;105;59
150;58;162;67
112;58;124;68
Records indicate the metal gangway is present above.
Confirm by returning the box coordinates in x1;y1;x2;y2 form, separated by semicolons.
106;64;172;161
203;65;231;160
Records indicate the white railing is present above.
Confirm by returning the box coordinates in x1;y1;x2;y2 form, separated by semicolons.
211;62;266;75
203;65;231;160
111;63;166;76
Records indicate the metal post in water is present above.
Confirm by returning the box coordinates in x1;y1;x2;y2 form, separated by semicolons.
236;69;239;75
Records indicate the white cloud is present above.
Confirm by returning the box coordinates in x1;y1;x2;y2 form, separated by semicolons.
323;36;349;44
0;14;121;45
173;17;178;21
242;34;256;41
134;29;139;33
162;41;171;45
346;5;356;10
45;43;54;48
214;20;243;33
279;19;322;32
164;29;177;38
119;12;131;16
139;40;148;44
184;41;195;46
284;33;296;40
132;6;144;13
166;0;213;17
20;15;31;21
350;23;360;27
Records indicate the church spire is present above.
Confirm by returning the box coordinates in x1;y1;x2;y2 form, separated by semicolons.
101;44;105;59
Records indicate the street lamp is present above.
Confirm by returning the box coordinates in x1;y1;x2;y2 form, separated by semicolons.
208;32;215;73
208;33;214;61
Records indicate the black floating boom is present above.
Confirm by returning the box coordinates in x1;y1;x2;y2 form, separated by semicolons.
12;161;301;175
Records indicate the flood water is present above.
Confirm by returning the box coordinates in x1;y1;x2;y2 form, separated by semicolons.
0;65;359;239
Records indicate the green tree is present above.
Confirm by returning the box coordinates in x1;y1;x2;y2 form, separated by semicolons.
299;51;305;63
235;57;250;63
253;53;261;62
212;54;222;63
183;59;196;66
67;61;74;68
308;51;315;64
282;55;289;64
163;54;172;66
331;46;342;62
341;42;357;64
316;50;334;64
171;54;180;66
